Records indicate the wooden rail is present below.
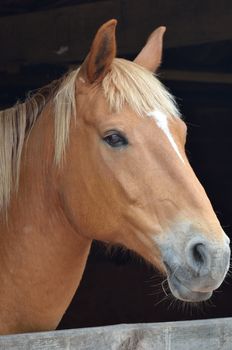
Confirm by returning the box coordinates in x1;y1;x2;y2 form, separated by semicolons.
0;318;231;349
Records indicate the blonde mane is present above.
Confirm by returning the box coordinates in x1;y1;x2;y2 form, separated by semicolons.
103;58;179;118
0;58;179;211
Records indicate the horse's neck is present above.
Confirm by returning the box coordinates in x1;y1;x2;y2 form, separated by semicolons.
0;104;91;334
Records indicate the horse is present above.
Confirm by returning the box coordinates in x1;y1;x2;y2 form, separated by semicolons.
0;19;230;334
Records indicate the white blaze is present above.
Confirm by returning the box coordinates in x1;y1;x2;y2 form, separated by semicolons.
148;110;184;163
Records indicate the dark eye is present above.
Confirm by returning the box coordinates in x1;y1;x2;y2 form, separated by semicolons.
103;132;128;148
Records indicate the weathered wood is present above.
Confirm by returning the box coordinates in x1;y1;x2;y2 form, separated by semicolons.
0;318;232;349
0;0;231;65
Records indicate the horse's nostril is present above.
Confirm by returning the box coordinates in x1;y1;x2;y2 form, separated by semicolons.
192;243;205;266
186;240;210;274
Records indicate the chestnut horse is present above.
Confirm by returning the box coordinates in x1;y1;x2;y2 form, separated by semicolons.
0;20;230;334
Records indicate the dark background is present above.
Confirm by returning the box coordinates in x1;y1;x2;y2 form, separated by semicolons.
0;0;232;329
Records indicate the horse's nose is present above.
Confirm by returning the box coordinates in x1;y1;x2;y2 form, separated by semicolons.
163;233;230;301
186;237;230;279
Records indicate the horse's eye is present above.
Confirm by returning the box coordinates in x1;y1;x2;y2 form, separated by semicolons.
103;133;128;148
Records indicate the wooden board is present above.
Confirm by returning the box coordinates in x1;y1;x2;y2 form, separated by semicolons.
0;318;232;349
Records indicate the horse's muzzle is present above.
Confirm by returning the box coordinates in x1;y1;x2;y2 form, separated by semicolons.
163;236;230;302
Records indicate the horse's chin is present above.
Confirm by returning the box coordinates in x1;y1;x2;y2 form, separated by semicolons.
167;274;212;302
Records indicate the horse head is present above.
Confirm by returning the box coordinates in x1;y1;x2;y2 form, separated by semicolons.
58;20;230;302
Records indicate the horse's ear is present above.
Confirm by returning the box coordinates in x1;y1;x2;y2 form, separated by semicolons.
81;19;117;84
134;26;166;72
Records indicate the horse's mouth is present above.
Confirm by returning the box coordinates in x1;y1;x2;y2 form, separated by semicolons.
163;261;212;302
167;273;212;302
